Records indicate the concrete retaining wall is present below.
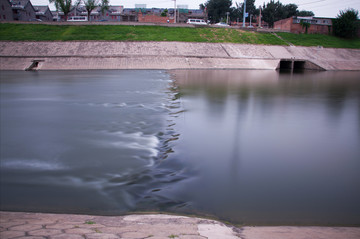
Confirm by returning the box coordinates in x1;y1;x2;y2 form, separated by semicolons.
0;41;359;71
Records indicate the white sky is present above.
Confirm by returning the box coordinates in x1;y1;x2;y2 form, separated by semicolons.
31;0;360;18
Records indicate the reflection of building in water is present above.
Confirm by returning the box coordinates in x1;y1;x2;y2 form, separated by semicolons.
172;69;360;125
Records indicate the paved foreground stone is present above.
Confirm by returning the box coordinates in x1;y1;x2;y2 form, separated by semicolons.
1;211;359;239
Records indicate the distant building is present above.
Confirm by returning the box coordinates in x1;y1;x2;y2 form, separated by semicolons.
124;7;205;24
179;9;205;23
56;5;123;21
0;0;13;21
108;5;123;21
34;5;53;21
10;0;36;21
51;10;59;21
274;16;333;34
57;5;82;21
121;8;137;21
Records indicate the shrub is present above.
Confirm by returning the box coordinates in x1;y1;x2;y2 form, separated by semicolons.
332;9;359;38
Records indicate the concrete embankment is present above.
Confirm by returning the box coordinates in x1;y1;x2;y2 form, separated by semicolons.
0;41;359;71
1;211;360;239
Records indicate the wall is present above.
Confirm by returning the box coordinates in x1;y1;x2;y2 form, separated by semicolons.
290;23;331;34
137;12;170;23
274;18;292;31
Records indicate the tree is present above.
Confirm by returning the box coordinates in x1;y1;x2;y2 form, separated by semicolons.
332;8;359;38
230;2;241;22
83;0;98;21
297;10;314;17
300;19;310;34
232;0;258;23
49;0;72;21
261;0;281;28
204;0;232;23
161;9;168;17
281;3;297;19
99;0;109;20
262;0;303;28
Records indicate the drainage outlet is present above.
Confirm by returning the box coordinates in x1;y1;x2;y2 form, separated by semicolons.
25;60;44;71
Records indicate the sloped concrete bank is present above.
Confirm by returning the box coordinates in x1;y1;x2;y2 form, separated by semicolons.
1;211;360;239
0;41;359;71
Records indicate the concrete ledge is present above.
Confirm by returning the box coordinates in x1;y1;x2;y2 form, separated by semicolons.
0;56;280;71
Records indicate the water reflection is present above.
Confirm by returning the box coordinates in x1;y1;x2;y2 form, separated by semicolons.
170;70;360;225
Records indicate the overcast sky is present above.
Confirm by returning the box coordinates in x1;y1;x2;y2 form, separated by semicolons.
31;0;360;18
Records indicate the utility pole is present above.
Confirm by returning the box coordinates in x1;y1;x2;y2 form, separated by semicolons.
226;12;229;25
242;0;246;27
259;5;261;28
173;0;176;23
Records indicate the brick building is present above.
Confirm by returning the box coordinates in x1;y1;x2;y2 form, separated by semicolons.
274;16;332;34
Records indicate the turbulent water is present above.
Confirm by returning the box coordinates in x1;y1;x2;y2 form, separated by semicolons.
1;69;359;225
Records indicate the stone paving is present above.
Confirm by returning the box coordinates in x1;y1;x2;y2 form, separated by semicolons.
1;211;360;239
0;42;359;71
0;211;239;239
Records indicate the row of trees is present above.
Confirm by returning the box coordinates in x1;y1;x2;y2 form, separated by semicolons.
201;0;359;38
201;0;314;27
51;0;358;38
49;0;109;21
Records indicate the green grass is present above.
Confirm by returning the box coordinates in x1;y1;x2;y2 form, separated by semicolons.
0;23;359;48
277;32;360;48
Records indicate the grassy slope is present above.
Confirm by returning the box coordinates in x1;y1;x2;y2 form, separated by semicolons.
0;23;359;48
277;32;360;49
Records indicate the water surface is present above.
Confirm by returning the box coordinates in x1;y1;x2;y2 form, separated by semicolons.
1;70;359;225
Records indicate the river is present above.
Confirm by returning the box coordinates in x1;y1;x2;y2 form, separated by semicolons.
1;69;359;225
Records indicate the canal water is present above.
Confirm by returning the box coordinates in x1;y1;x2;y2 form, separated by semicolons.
1;70;359;225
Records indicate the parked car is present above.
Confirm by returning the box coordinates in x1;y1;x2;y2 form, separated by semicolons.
214;22;230;27
187;19;207;25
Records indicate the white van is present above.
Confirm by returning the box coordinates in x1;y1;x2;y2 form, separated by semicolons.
67;16;88;22
186;19;207;25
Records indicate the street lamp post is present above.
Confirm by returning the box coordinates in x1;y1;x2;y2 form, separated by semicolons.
242;0;246;27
